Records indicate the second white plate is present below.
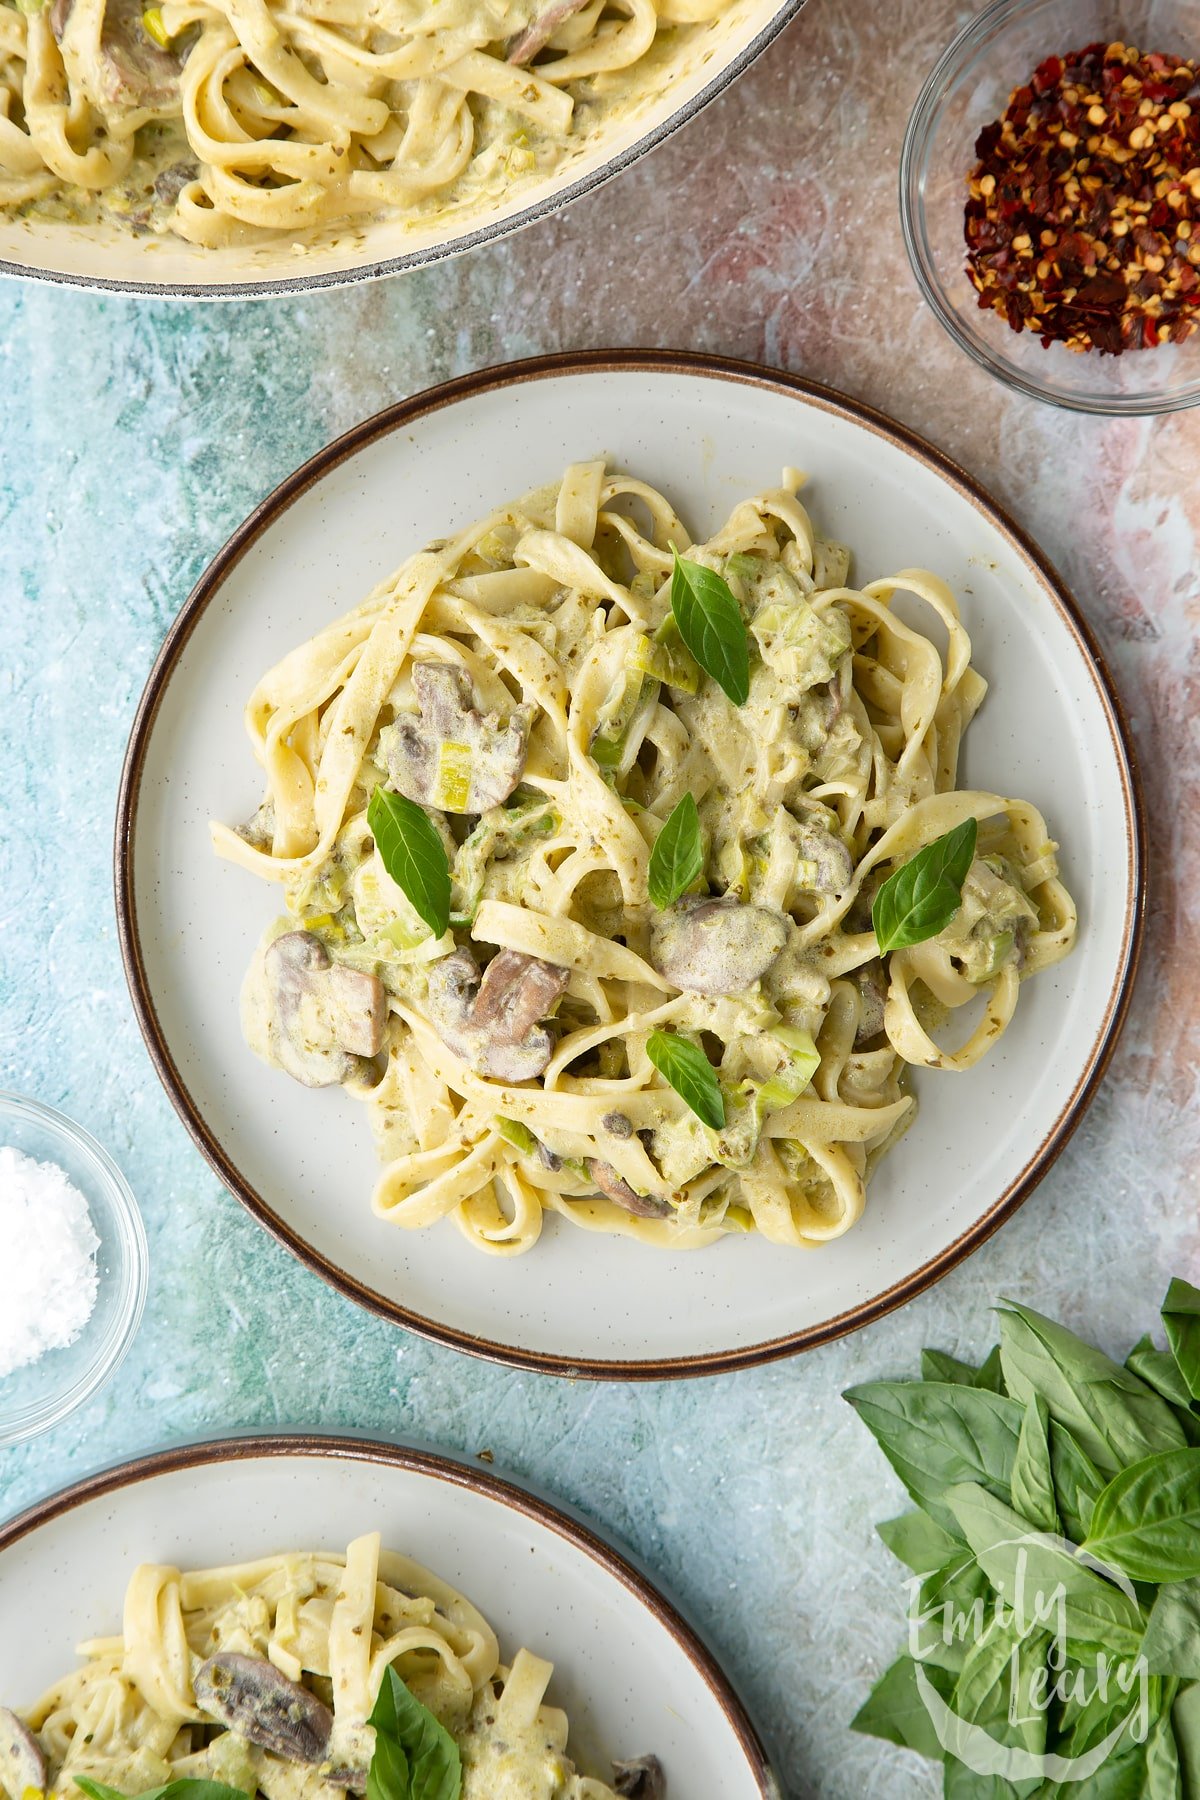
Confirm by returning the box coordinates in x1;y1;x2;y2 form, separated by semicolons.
116;353;1144;1376
0;1437;775;1794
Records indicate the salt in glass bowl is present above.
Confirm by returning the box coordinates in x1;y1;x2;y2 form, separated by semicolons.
0;1092;148;1445
900;0;1200;414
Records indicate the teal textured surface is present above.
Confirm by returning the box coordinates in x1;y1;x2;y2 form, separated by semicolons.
2;5;1198;1793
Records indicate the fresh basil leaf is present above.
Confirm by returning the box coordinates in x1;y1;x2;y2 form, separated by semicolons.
1145;1690;1183;1800
1011;1396;1059;1535
944;1483;1145;1660
1084;1450;1200;1584
1049;1422;1105;1547
369;1665;460;1800
367;787;451;939
1143;1579;1200;1678
843;1380;1023;1534
871;818;978;954
1054;1660;1141;1760
975;1346;1008;1395
645;1029;724;1129
1172;1681;1200;1799
367;1731;413;1800
850;1652;952;1758
1129;1335;1198;1414
647;792;704;909
919;1347;1006;1397
75;1783;252;1800
1164;1281;1200;1404
997;1301;1186;1480
951;1614;1050;1764
877;1508;963;1575
669;551;750;706
1037;1734;1151;1800
921;1348;983;1386
911;1549;991;1676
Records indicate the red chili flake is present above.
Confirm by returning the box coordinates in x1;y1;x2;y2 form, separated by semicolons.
964;40;1200;354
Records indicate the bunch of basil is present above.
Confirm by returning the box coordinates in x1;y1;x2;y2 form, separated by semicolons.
846;1280;1200;1796
76;1667;460;1800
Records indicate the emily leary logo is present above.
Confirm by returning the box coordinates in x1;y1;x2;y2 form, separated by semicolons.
905;1527;1149;1782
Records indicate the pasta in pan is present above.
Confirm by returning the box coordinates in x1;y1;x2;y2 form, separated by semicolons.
3;1531;661;1800
212;460;1076;1256
0;0;727;243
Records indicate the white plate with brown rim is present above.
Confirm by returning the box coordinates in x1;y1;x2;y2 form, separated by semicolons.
0;1434;778;1794
115;351;1145;1378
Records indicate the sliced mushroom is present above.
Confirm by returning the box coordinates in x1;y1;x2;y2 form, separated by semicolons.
236;798;275;852
650;898;788;997
194;1655;332;1765
154;158;199;205
588;1159;671;1220
795;822;854;895
0;1710;46;1800
507;0;592;64
261;931;386;1088
381;663;531;815
851;960;888;1046
425;947;568;1082
52;0;184;109
321;1750;371;1791
613;1754;666;1799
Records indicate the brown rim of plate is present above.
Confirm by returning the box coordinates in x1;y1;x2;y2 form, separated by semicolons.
0;1432;779;1794
114;348;1148;1380
0;1;807;301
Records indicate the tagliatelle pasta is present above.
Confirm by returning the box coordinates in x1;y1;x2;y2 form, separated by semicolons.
211;460;1077;1257
9;1532;656;1799
0;0;727;243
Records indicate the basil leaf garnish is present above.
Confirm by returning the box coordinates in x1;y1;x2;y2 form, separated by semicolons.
867;817;978;957
368;786;451;939
1083;1449;1200;1584
645;1029;724;1130
669;550;750;706
369;1665;461;1800
76;1782;251;1800
871;817;978;954
647;792;704;909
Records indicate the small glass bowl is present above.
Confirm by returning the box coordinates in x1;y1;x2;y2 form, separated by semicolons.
0;1092;148;1445
900;0;1200;414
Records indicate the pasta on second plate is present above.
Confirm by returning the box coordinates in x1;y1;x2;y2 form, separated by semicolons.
212;459;1076;1256
5;1530;659;1799
0;0;727;244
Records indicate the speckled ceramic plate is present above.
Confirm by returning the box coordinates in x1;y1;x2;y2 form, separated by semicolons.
0;1434;777;1794
0;0;805;298
116;352;1145;1378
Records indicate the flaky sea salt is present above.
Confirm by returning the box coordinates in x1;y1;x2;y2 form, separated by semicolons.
0;1145;100;1380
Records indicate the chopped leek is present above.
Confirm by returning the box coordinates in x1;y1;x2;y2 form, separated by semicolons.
629;615;701;694
141;6;171;45
751;596;851;690
433;739;473;812
497;1117;538;1154
590;671;656;769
